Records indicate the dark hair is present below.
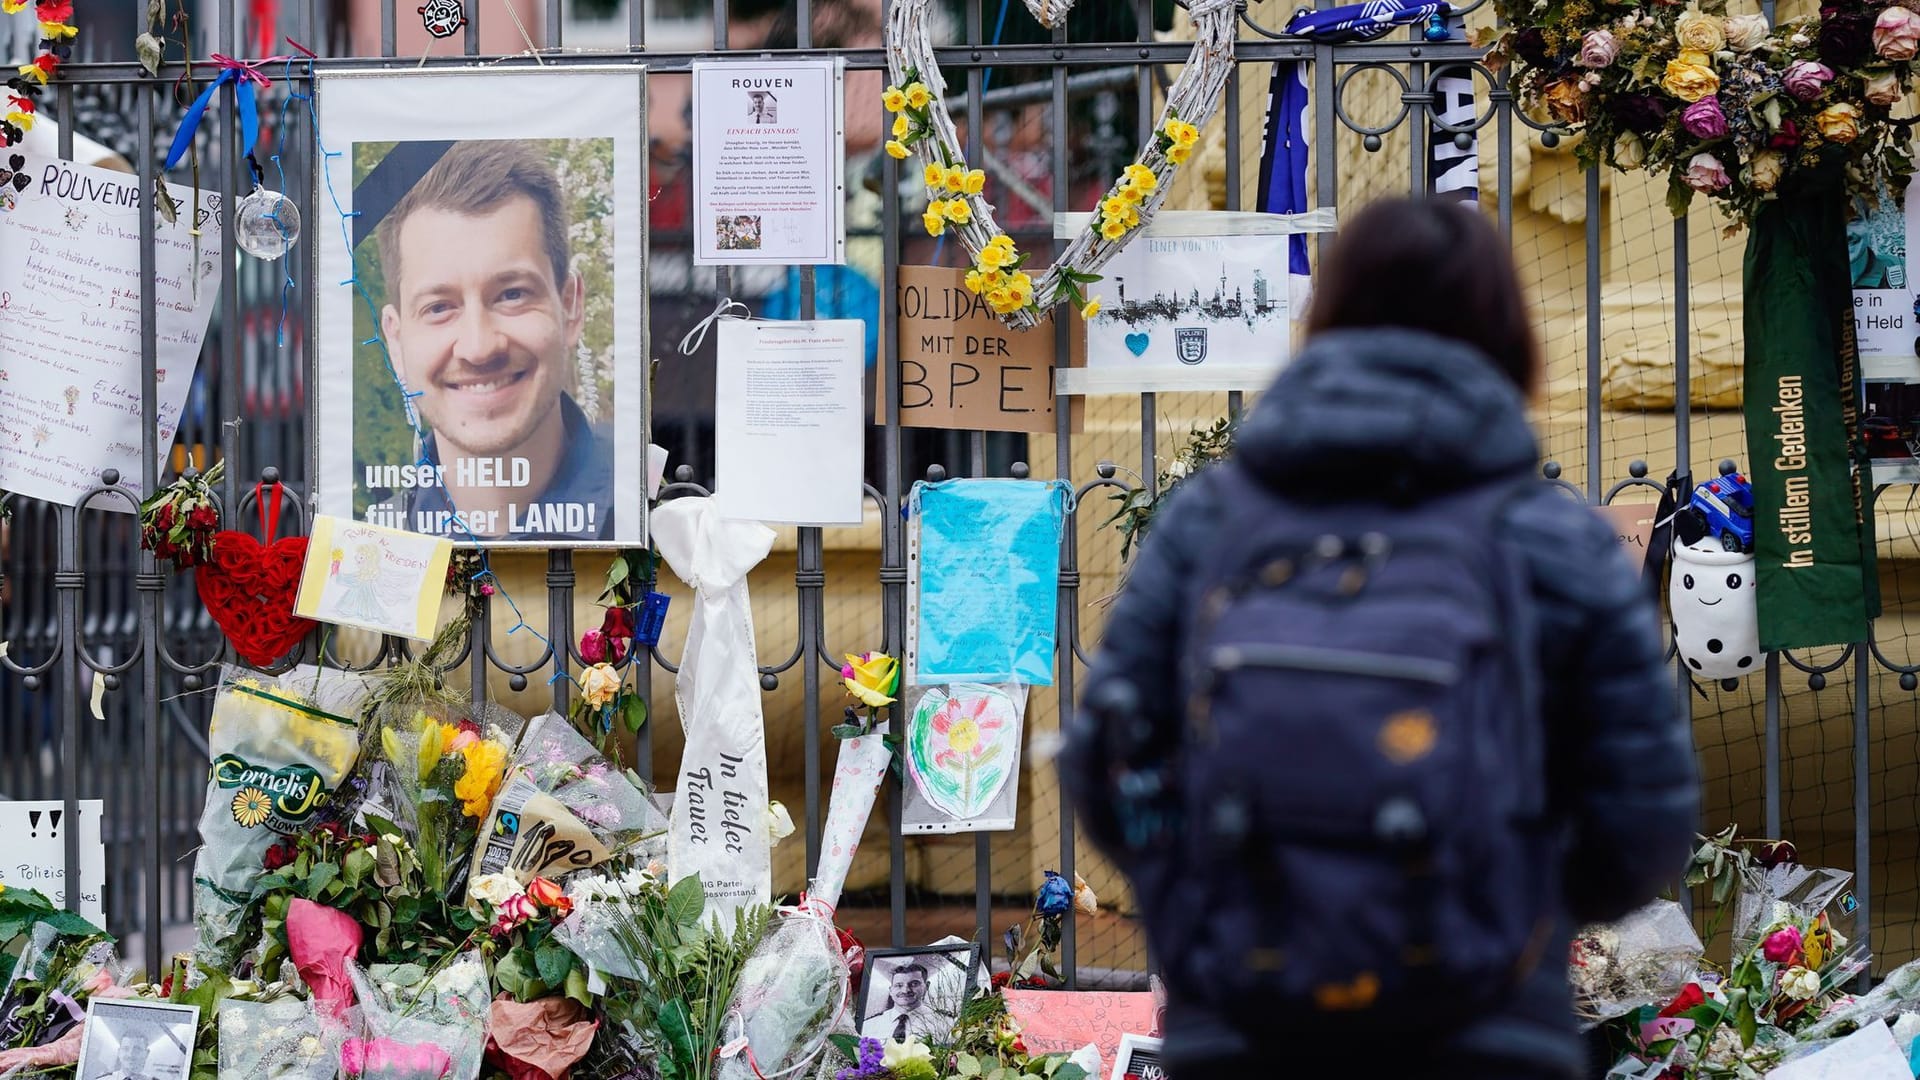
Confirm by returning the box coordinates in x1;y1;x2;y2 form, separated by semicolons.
892;963;929;980
1304;197;1540;396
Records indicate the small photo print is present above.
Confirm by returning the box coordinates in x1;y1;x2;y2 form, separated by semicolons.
715;214;762;251
856;943;979;1045
77;999;201;1080
1109;1034;1166;1080
746;90;779;124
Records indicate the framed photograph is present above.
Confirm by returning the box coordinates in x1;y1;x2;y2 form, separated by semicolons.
76;999;201;1080
1108;1034;1166;1080
856;942;980;1044
313;66;648;546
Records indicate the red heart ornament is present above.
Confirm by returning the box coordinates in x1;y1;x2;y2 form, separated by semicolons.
194;483;317;667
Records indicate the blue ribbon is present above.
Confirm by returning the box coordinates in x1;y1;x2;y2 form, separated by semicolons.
164;65;261;172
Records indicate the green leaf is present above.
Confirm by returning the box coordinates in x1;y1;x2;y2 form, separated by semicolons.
563;964;592;1008
830;723;866;740
494;948;544;1002
1051;1066;1089;1080
1734;992;1758;1048
535;940;573;988
667;874;705;928
340;847;375;889
1665;172;1696;219
828;1035;862;1062
657;999;697;1070
622;693;648;733
302;862;339;901
956;1055;983;1077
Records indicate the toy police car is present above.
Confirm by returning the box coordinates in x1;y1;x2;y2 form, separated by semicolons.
1686;473;1754;554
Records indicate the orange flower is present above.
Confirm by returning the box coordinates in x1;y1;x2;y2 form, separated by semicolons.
526;876;573;916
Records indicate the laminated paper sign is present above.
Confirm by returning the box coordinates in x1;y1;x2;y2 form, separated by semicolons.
0;155;223;506
692;58;845;266
884;265;1082;434
295;515;453;641
0;800;106;925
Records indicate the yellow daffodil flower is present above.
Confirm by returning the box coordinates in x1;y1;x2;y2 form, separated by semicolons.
943;165;967;192
1081;296;1102;319
923;209;947;237
1167;143;1192;165
1100;218;1128;241
964;269;987;294
978;244;1011;271
882;86;908;112
962;169;987;194
892;113;910;139
885;140;911;160
924;163;945;187
988;233;1016;251
944;199;972;224
1101;195;1131;221
904;82;932;109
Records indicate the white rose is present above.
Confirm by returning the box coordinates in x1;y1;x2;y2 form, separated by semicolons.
468;872;524;908
1865;68;1903;106
767;800;795;846
1676;7;1727;52
1780;965;1822;1000
1165;458;1192;481
1613;132;1647;171
1725;14;1770;52
882;1039;934;1069
1748;151;1785;193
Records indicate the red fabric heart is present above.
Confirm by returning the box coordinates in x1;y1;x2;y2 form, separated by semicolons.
195;528;316;667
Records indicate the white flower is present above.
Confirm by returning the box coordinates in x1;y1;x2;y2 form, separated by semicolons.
881;1039;934;1069
296;1037;322;1058
768;801;795;846
1829;924;1850;951
1780;965;1822;1000
468;872;524;908
1165;458;1192;481
381;833;404;848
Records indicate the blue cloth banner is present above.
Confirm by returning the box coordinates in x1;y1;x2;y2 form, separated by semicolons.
911;478;1071;686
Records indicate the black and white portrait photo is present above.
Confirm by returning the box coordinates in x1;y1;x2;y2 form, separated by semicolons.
76;1000;200;1080
856;943;979;1044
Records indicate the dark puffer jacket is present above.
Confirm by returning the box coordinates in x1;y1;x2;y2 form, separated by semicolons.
1062;328;1699;1079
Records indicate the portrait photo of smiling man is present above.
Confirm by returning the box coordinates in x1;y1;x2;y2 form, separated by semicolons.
314;69;646;546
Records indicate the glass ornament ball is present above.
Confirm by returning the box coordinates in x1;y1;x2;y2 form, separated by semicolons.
235;187;301;260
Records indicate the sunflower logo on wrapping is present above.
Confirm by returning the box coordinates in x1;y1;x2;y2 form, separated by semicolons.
230;787;273;828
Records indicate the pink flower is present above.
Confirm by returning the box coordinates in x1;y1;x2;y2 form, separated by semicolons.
1639;1016;1695;1046
579;629;608;665
342;1038;452;1080
1683;152;1730;193
1866;68;1903;106
287;898;362;1019
1763;925;1805;964
493;892;537;934
1783;60;1835;101
1875;5;1920;59
1681;96;1727;139
1577;28;1618;68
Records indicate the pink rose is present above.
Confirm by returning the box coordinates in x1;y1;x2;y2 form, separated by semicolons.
1875;5;1920;60
1764;925;1806;964
1577;28;1619;68
287;898;363;1019
493;892;538;934
1683;152;1731;193
578;629;608;665
1681;96;1727;139
343;1038;452;1080
1783;60;1835;101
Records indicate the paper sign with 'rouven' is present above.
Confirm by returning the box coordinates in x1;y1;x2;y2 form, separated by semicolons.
885;265;1081;434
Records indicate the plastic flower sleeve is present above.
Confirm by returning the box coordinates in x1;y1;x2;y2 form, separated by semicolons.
1569;900;1704;1026
551;865;663;982
1732;862;1856;953
346;952;490;1080
466;713;667;902
192;665;366;972
808;730;892;912
218;997;350;1080
713;911;850;1080
1792;956;1920;1042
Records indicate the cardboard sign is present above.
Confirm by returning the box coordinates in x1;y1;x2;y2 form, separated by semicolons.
0;800;106;925
1002;989;1158;1064
883;265;1082;434
1598;503;1659;575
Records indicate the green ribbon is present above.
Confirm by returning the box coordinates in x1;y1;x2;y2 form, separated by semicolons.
1741;160;1880;651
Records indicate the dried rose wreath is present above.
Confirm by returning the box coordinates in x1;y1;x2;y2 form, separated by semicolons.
883;0;1238;329
1479;0;1919;228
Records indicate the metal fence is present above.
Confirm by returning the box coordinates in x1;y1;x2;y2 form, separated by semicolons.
3;0;1909;990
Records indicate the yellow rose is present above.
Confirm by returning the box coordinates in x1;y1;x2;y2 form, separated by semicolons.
1543;78;1588;124
580;662;621;709
1660;54;1720;103
885;140;910;160
904;82;932;109
963;269;986;295
962;169;987;194
923;209;947;237
454;740;509;819
1748;150;1784;192
1100;218;1128;241
978;244;1010;270
1167;143;1193;165
892;113;910;139
841;652;900;707
882;86;907;113
1815;102;1861;143
943;165;967;192
944;199;972;224
1080;296;1102;319
1675;8;1726;53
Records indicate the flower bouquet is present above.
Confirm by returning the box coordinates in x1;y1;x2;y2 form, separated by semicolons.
217;996;350;1080
468;874;589;1006
346;952;490;1080
370;703;520;900
0;910;115;1060
192;665;368;972
465;713;666;903
1570;900;1705;1026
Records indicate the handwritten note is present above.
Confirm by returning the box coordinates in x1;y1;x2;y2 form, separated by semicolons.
910;479;1068;685
1598;503;1658;575
295;515;453;640
1002;990;1157;1064
0;155;224;506
0;800;107;926
885;265;1080;434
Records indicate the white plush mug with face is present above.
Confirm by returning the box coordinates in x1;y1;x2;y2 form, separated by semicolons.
1670;539;1761;680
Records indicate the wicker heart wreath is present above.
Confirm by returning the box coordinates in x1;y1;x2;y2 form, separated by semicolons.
884;0;1239;330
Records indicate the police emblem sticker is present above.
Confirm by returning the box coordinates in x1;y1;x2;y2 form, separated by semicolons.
1175;327;1208;365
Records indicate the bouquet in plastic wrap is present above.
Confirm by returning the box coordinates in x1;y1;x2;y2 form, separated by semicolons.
466;713;667;903
0;913;115;1059
345;952;489;1080
370;701;522;899
191;665;368;972
217;997;350;1080
1570;900;1704;1026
